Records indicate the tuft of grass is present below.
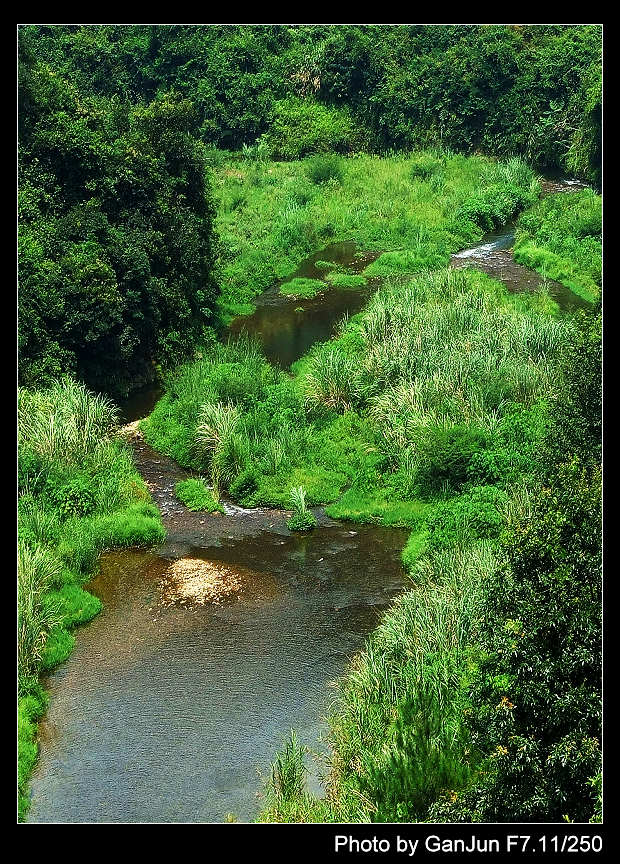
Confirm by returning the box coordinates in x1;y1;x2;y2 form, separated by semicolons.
304;154;344;185
287;486;317;532
174;478;224;512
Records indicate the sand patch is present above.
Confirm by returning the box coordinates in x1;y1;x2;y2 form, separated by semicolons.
118;420;143;440
158;557;243;608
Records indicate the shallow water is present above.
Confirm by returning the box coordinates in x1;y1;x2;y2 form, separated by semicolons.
28;526;408;823
228;241;380;368
450;223;591;313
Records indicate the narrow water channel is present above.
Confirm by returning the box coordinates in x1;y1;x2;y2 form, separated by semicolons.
28;178;592;823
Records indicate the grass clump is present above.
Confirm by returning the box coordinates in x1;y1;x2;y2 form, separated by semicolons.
279;277;327;298
174;478;223;513
286;486;317;532
304;153;344;185
409;152;443;180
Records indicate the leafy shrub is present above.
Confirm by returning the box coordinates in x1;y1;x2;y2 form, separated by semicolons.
46;474;96;519
416;425;490;494
260;97;364;159
426;485;508;550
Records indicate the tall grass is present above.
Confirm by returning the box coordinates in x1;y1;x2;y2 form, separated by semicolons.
18;378;119;464
17;543;62;692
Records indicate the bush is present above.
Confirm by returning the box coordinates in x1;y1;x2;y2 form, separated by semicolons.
416;425;490;494
259;97;364;160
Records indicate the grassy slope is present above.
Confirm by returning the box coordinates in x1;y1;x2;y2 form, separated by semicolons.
17;381;164;821
513;189;602;302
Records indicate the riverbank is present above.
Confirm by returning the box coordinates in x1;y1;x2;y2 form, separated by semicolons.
212;151;540;324
17;381;165;821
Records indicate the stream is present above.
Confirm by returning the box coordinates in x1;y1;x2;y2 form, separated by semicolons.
28;178;592;823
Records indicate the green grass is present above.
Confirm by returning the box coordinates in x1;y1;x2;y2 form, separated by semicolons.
17;378;164;820
279;277;326;298
144;268;569;522
513;189;601;302
174;478;223;512
213;151;540;324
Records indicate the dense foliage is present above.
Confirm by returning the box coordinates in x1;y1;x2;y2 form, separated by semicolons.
431;313;602;823
17;24;602;826
20;25;601;183
18;31;218;397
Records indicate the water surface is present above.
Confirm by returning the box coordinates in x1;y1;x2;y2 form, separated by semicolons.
29;526;408;823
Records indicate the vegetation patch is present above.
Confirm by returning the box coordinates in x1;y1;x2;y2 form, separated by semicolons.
17;379;164;820
514;189;601;302
279;277;327;298
174;478;223;512
286;486;317;532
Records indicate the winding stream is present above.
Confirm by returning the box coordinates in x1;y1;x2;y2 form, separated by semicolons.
28;178;592;823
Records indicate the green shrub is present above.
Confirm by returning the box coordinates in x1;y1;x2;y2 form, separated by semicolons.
46;473;96;519
174;478;223;512
416;425;491;494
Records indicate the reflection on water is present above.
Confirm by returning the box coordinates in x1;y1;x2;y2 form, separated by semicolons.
229;241;380;368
